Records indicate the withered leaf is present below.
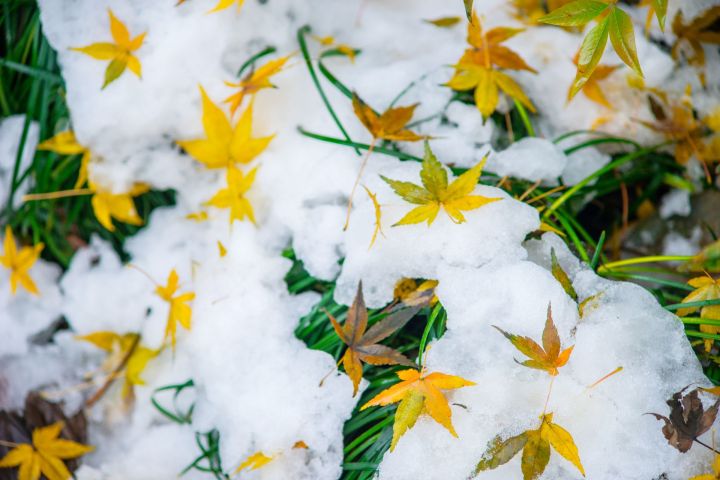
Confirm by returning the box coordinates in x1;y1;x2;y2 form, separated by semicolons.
648;386;720;453
325;282;419;395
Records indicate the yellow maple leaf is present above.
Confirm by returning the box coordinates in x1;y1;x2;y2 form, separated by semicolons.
36;130;91;188
447;14;536;118
475;413;584;479
678;276;720;352
208;0;245;14
381;142;501;226
0;226;44;296
178;87;273;169
90;181;150;232
78;331;158;399
224;54;293;115
205;166;257;224
234;451;273;474
154;269;195;351
494;304;574;376
0;422;93;480
71;9;146;89
361;367;475;451
352;93;425;143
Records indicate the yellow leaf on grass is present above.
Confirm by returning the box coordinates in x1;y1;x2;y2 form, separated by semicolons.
89;181;149;232
0;226;44;296
71;9;145;89
224;54;293;114
0;422;93;480
381;141;501;226
155;269;195;351
178;87;274;169
361;367;475;450
37;130;91;188
205;166;257;224
678;275;720;352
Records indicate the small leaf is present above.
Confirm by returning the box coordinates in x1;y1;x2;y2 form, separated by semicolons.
475;433;528;473
464;0;473;22
424;16;461;28
652;0;668;30
539;0;609;27
608;7;643;77
551;248;578;301
521;430;551;480
569;16;610;99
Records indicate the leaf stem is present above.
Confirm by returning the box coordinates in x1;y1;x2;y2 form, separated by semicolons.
598;255;694;272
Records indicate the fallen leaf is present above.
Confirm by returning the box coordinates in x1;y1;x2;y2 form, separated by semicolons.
648;386;720;453
90;181;150;232
475;413;584;479
0;422;93;480
381;141;501;226
352;93;425;142
71;9;145;89
424;16;462;28
671;6;720;71
0;226;43;296
361;367;475;450
77;331;158;400
205;166;257;224
234;451;273;473
325;282;419;395
36;131;91;188
494;303;574;376
551;248;578;302
154;269;195;351
393;278;438;308
208;0;245;14
677;275;720;352
177;87;274;169
224;54;292;115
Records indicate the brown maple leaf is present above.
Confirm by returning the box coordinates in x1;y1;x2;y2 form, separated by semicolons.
493;303;573;376
325;282;419;395
648;386;720;453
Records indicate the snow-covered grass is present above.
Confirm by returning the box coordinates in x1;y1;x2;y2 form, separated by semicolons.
1;0;720;479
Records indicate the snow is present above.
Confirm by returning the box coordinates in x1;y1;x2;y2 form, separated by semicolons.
660;189;692;219
0;0;713;479
485;137;567;184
